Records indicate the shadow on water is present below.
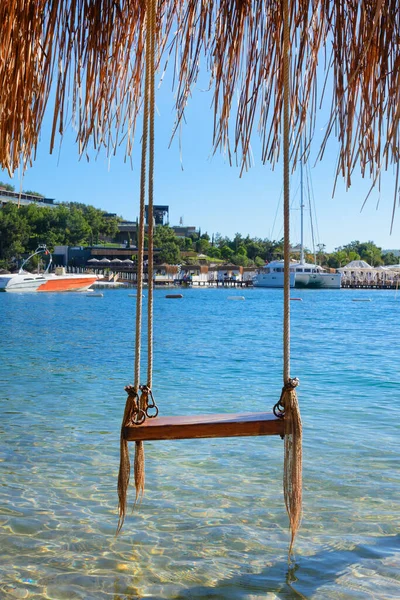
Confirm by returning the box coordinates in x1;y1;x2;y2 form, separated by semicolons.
172;560;308;600
114;534;399;600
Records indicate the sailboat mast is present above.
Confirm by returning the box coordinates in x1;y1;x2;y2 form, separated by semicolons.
300;145;305;264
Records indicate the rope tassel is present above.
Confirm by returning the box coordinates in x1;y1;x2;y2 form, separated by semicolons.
117;386;152;534
133;387;149;504
117;390;139;534
134;441;145;503
274;379;302;555
283;380;303;555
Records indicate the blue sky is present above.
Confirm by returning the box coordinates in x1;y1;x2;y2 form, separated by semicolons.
1;75;398;253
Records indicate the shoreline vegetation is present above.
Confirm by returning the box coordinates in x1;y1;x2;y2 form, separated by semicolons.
0;198;398;273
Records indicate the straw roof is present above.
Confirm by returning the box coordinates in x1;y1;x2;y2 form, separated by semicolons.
1;1;399;196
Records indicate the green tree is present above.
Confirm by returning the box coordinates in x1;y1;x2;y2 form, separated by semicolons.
0;181;15;192
233;232;242;251
24;190;44;197
207;247;221;259
231;253;249;266
195;237;210;254
254;256;265;267
65;207;92;246
0;203;30;267
220;245;234;261
157;241;181;264
327;250;348;268
342;240;382;266
383;252;398;266
153;225;181;264
246;240;264;260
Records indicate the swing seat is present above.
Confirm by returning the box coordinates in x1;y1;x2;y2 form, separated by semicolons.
124;411;284;441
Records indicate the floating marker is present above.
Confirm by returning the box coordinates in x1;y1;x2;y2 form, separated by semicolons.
227;296;245;301
166;294;183;299
352;298;371;302
86;292;103;297
290;298;303;301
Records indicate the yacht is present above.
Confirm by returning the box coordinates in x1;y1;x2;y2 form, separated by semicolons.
253;260;296;288
291;261;342;288
291;152;341;289
253;151;342;289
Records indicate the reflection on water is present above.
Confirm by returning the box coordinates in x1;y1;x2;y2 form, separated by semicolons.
0;288;399;599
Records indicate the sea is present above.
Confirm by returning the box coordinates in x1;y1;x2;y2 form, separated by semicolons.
0;287;399;599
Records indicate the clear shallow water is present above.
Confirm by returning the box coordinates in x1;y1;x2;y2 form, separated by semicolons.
0;288;399;599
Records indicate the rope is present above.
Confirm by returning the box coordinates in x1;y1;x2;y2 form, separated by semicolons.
281;0;302;558
135;4;152;391
117;0;156;533
147;0;156;390
283;0;290;383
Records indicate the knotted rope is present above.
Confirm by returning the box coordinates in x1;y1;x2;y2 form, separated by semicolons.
280;0;303;557
117;0;157;534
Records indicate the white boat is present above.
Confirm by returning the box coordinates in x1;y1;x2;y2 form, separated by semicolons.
291;261;342;288
291;153;341;289
253;151;342;290
0;246;98;293
253;260;296;288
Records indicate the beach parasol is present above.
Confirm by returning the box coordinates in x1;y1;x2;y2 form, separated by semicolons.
87;258;100;263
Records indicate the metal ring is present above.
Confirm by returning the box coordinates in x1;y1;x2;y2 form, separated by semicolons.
146;390;157;409
146;405;159;419
273;402;285;419
131;409;146;425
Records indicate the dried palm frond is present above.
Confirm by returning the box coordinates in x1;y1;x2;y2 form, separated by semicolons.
0;1;399;203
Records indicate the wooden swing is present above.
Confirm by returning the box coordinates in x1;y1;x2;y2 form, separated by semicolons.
123;412;285;442
117;0;302;554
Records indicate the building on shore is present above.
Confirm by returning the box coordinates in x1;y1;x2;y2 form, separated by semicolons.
116;205;199;246
53;245;160;268
0;187;57;209
338;260;400;287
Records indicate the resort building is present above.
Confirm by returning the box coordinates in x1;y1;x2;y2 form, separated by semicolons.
0;187;57;209
116;218;198;246
339;260;400;286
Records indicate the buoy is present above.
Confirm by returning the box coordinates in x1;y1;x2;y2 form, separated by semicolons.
290;298;303;301
352;298;371;302
166;294;183;299
128;294;145;297
227;296;245;301
86;293;103;297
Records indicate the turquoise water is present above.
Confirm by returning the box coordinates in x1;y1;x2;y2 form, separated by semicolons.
0;288;399;599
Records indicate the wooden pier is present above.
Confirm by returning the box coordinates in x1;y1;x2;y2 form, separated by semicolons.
341;282;399;289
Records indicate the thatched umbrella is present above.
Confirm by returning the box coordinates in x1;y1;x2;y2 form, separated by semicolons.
0;1;398;214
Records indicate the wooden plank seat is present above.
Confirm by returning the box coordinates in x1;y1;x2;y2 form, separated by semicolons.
124;411;284;442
